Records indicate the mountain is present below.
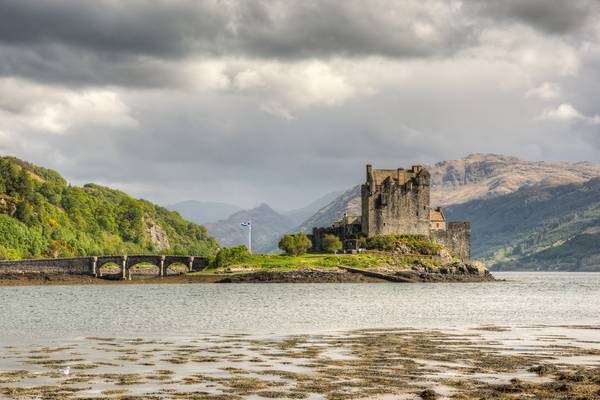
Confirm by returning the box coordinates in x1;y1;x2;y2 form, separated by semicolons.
205;204;295;253
166;200;242;224
298;154;600;231
298;186;361;232
429;153;600;206
445;178;600;271
0;156;219;259
282;190;345;227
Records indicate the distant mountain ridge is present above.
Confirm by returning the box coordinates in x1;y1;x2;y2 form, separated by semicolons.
281;190;345;227
205;203;294;253
188;191;345;253
298;154;600;231
445;177;600;271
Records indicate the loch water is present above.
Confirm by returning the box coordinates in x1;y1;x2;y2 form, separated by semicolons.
1;272;599;343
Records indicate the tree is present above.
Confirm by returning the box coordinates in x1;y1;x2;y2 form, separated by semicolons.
214;245;250;267
15;168;34;201
322;234;342;253
278;232;312;256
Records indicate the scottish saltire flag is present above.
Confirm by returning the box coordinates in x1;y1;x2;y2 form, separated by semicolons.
240;221;251;227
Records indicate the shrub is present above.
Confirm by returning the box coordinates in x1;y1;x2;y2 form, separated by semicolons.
278;232;312;256
0;245;20;260
366;235;441;255
214;245;250;267
322;234;342;253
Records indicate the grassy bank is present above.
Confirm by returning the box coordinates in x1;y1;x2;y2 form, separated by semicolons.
191;252;443;275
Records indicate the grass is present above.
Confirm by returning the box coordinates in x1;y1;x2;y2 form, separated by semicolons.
190;252;441;275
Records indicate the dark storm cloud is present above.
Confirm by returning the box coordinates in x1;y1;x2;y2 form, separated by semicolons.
0;0;228;57
1;0;600;209
471;0;597;35
0;1;474;72
0;45;186;88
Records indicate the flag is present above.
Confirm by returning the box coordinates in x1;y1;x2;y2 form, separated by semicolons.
240;221;251;227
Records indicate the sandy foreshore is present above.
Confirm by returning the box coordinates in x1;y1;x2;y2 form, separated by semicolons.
1;325;599;399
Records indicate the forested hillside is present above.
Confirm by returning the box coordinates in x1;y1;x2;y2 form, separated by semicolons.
0;156;219;259
445;178;600;271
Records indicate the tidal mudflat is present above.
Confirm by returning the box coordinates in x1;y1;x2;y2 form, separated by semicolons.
2;273;600;399
1;325;599;399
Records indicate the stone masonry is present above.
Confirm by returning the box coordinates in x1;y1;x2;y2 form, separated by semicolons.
361;164;431;237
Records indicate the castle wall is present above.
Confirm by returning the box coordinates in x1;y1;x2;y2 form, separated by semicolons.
431;222;471;260
311;223;362;252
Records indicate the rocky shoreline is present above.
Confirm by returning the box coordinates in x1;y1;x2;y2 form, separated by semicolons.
0;262;494;286
219;264;494;283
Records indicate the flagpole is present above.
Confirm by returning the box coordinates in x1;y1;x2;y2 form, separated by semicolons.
248;221;252;254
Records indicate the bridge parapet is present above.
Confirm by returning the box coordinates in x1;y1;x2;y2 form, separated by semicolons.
0;254;210;279
0;257;94;276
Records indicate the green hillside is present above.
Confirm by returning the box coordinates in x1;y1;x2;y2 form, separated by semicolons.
445;178;600;271
0;156;219;259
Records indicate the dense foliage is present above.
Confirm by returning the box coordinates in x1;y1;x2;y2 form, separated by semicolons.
0;157;219;259
278;232;312;256
366;235;442;255
213;245;250;267
322;234;342;253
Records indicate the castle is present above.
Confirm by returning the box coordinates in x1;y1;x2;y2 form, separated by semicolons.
311;164;471;259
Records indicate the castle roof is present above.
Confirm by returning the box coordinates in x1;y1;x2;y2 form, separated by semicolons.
429;207;445;222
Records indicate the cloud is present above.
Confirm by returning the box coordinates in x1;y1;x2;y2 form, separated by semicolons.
0;78;137;135
0;0;599;209
526;82;561;100
471;0;596;35
0;0;473;62
540;103;600;124
540;103;583;121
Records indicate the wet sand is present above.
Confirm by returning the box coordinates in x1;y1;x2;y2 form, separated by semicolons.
1;325;599;399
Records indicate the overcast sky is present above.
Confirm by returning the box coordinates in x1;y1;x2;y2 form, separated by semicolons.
0;0;599;209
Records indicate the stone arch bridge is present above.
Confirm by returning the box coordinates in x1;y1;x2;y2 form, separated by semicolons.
0;255;209;280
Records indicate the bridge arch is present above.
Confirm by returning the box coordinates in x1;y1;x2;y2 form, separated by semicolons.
164;256;193;275
96;256;126;279
125;255;163;279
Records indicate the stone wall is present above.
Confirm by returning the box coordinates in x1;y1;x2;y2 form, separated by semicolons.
0;257;94;275
310;223;362;252
432;222;471;260
361;165;430;237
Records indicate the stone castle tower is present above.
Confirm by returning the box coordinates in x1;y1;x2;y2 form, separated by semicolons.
311;163;471;260
361;164;431;237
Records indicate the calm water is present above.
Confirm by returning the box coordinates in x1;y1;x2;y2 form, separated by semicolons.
1;272;599;343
